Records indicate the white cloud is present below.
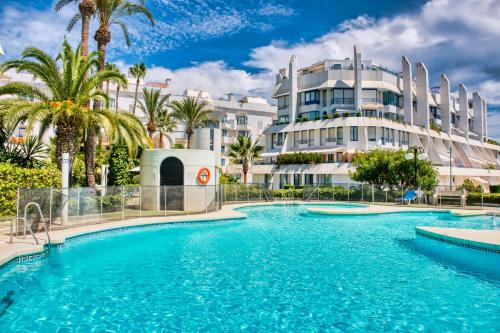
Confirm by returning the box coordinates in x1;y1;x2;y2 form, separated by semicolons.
144;60;274;99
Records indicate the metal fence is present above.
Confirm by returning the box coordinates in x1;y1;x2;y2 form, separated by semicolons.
15;185;221;237
11;182;495;243
220;183;495;209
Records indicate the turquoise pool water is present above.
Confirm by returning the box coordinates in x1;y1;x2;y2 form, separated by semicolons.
0;205;498;332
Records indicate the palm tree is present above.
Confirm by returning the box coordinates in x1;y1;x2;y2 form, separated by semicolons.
227;136;263;184
0;41;122;168
129;63;146;114
137;88;170;139
105;62;118;96
170;97;215;149
92;1;154;73
56;0;96;57
157;110;176;148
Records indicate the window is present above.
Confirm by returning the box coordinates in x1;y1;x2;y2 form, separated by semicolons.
237;116;248;125
278;115;289;124
430;106;441;120
277;133;284;146
327;128;336;143
320;128;326;145
222;129;227;137
305;174;314;185
110;98;116;108
333;64;342;70
272;133;284;148
221;146;226;153
336;152;343;162
383;91;400;107
209;128;214;151
221;159;225;166
309;129;315;146
238;130;248;137
332;88;354;104
362;89;377;103
222;115;228;123
277;95;289;109
304;90;320;105
322;90;327;107
337;127;344;145
350;126;358;141
368;126;376;141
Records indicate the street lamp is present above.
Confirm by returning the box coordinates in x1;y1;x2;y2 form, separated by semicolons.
405;146;427;187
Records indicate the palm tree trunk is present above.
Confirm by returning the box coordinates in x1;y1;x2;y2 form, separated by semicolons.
243;158;249;184
84;38;108;187
186;129;193;149
84;127;97;187
55;123;78;170
106;80;110;98
132;78;140;114
79;0;95;57
159;131;164;148
115;85;120;111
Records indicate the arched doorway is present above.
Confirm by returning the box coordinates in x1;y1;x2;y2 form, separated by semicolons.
160;157;184;210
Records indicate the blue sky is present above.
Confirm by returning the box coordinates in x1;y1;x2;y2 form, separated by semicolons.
0;0;499;138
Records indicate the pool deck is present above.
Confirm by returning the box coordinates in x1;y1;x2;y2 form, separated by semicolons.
304;204;494;216
1;202;498;268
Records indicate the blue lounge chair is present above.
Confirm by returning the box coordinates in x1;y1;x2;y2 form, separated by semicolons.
402;190;417;205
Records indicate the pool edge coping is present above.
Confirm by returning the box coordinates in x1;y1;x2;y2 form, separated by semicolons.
415;227;500;254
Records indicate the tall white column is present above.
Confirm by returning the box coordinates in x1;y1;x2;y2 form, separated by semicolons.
402;56;413;125
439;74;451;135
483;100;488;139
61;152;69;225
472;92;484;141
415;62;430;129
353;45;362;113
458;84;469;138
289;55;298;121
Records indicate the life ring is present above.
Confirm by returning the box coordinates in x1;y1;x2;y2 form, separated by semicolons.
197;167;211;185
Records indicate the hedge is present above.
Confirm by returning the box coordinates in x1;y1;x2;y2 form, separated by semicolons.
277;152;323;166
0;163;61;217
467;193;500;205
489;185;500;194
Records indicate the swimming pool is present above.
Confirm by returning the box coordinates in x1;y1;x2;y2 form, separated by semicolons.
0;205;498;331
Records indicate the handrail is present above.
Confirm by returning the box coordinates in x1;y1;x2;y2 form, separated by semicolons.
259;184;270;202
24;202;51;246
305;185;319;202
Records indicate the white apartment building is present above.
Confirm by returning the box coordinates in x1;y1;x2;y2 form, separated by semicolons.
0;71;277;174
252;46;500;188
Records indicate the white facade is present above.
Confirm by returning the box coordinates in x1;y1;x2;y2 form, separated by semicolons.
255;46;500;188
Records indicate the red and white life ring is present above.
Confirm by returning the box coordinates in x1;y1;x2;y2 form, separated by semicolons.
197;167;211;185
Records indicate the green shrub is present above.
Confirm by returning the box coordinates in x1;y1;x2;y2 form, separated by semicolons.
0;163;61;217
333;113;340;118
108;145;131;186
283;184;295;190
467;193;500;205
489;185;500;193
172;143;184;149
277;152;323;166
356;112;362;117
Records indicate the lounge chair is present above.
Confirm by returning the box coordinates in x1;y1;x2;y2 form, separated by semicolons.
396;189;417;205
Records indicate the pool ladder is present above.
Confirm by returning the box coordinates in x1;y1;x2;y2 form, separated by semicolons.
19;202;51;246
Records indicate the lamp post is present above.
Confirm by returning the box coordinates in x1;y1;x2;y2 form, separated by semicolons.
405;146;427;188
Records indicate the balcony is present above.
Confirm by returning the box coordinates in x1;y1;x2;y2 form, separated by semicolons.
221;121;235;130
235;122;251;131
